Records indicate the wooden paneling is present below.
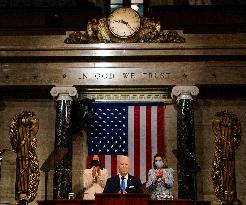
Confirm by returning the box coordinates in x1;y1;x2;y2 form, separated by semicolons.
95;193;149;205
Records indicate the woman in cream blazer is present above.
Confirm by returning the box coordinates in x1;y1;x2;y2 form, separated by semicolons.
83;155;108;200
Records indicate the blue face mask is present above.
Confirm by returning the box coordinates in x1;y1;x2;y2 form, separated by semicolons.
155;161;164;169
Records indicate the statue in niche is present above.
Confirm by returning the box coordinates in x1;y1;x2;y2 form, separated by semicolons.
212;110;242;205
9;111;40;202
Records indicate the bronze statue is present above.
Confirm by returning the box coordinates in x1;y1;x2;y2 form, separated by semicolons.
212;110;242;204
9;111;40;202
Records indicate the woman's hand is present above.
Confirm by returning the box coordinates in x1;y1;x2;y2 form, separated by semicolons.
154;169;164;182
161;169;167;180
92;166;101;183
155;169;163;176
92;166;96;176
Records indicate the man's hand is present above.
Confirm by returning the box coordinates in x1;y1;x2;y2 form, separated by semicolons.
118;190;127;194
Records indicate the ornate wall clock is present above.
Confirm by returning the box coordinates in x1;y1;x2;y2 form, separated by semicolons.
107;7;141;43
64;7;186;44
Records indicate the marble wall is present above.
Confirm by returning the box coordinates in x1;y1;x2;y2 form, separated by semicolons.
0;96;245;205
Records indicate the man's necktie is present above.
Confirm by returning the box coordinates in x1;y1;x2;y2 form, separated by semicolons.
121;176;126;190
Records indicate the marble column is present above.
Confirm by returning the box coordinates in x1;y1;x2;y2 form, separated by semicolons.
171;86;199;200
50;86;77;199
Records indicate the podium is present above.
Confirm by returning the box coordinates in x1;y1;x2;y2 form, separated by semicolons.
95;193;149;205
37;198;209;205
150;199;193;205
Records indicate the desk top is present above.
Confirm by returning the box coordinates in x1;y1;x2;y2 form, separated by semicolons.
37;198;195;205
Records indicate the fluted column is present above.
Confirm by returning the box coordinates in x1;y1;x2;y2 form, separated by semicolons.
50;86;77;199
171;86;199;200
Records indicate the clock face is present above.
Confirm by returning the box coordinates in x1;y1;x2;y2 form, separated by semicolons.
108;7;141;39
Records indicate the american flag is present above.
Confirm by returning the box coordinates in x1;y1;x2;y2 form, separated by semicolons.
87;102;165;183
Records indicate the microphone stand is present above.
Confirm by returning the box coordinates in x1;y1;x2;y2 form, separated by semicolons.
40;148;68;203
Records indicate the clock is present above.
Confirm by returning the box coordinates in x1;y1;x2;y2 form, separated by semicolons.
107;7;141;42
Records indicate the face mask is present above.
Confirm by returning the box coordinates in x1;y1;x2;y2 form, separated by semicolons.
90;160;100;168
155;161;164;169
19;199;28;205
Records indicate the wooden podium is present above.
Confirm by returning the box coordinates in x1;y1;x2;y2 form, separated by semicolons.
95;193;149;205
37;198;209;205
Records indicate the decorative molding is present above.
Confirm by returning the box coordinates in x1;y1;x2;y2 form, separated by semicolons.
171;86;199;101
64;16;185;44
1;64;246;86
50;86;77;101
78;88;172;103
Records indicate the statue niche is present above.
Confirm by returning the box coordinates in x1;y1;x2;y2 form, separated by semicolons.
9;111;40;202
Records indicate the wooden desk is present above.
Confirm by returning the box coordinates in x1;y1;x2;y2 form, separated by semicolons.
37;198;209;205
37;200;94;205
150;199;193;205
95;193;149;205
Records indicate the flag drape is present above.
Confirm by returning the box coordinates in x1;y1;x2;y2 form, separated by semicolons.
87;102;165;183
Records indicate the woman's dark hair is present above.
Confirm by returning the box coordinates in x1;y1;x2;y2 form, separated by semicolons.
153;153;168;169
89;159;101;169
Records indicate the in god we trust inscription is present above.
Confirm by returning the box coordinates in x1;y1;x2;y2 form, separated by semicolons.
77;72;170;81
0;66;173;86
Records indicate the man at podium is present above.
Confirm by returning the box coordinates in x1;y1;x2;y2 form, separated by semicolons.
103;156;143;194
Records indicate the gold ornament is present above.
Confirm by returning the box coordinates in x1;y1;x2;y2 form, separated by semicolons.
9;111;40;202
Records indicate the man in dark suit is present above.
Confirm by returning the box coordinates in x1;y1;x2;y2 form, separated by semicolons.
103;156;143;194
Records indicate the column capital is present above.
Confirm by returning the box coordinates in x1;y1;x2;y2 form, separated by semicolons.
171;85;199;101
50;86;77;101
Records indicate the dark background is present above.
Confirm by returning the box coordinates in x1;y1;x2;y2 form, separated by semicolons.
0;0;246;34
